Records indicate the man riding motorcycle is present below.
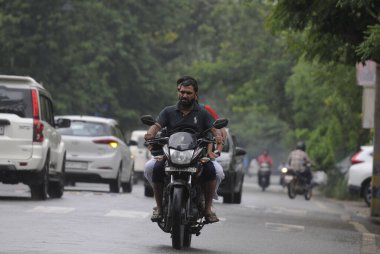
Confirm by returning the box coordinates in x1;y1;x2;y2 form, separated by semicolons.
144;77;223;223
287;141;312;185
144;76;226;200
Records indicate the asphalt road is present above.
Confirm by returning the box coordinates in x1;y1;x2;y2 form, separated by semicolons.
0;176;379;254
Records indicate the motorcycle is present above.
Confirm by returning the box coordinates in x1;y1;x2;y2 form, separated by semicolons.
258;162;270;191
141;115;228;250
282;167;312;200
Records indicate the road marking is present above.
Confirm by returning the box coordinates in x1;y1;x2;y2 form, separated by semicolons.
313;200;338;214
349;221;378;254
245;205;307;216
27;206;75;214
105;210;150;219
265;222;304;233
271;206;307;216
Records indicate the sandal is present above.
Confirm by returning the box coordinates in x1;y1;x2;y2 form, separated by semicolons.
204;212;219;224
151;209;162;222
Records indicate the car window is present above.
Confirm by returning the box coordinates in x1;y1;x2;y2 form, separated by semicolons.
114;125;126;142
40;95;54;126
137;136;145;148
0;86;32;118
57;121;111;137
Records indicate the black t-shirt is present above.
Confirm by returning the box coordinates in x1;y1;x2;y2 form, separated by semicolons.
156;102;214;134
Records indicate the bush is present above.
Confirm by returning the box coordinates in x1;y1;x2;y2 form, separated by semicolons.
321;170;350;200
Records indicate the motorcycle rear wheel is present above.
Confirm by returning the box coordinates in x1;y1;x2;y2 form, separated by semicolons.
172;187;185;250
304;187;312;200
287;181;296;199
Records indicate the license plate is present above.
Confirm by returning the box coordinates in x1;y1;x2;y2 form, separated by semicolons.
66;161;88;169
285;175;293;182
0;126;4;135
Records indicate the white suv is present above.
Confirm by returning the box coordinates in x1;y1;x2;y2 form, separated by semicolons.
347;145;373;206
0;75;69;200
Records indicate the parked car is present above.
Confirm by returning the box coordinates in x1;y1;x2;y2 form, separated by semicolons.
216;129;246;204
0;75;70;200
55;115;134;193
129;130;150;183
347;145;373;206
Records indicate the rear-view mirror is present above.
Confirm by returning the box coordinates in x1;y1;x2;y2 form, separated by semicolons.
213;118;228;129
55;118;71;128
235;147;246;157
140;115;155;126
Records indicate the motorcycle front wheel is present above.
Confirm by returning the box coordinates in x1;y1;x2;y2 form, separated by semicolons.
183;225;192;247
287;181;297;199
172;187;185;250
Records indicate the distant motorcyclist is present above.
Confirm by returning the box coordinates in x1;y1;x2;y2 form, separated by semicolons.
257;149;273;168
257;149;273;190
287;141;312;185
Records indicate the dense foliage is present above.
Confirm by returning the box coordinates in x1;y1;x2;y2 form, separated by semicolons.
0;0;374;171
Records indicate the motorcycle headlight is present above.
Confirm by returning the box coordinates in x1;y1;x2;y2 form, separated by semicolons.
281;167;288;173
170;149;194;165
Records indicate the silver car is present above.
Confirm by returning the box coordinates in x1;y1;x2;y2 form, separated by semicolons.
56;115;134;193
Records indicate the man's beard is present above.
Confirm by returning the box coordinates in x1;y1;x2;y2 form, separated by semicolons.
179;98;195;109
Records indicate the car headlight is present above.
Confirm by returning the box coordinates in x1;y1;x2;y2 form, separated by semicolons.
170;149;193;165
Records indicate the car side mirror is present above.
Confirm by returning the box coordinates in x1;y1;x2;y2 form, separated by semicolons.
55;118;71;128
140;115;155;126
213;118;228;129
128;140;138;146
235;147;246;157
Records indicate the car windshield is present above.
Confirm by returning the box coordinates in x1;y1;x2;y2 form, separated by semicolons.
0;87;32;118
57;120;111;137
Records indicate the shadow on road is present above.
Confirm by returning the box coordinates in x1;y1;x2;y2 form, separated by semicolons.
0;195;30;201
64;188;110;194
149;244;225;253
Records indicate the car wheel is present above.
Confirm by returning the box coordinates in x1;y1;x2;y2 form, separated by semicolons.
144;184;154;197
48;154;65;198
233;178;244;204
363;180;372;207
48;181;64;198
110;168;122;193
223;193;234;204
122;169;133;193
30;154;49;200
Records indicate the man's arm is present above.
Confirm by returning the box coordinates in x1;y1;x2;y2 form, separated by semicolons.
211;128;223;152
144;123;161;141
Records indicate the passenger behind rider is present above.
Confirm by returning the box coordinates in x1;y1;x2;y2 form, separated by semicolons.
144;76;226;201
144;77;223;223
287;141;312;184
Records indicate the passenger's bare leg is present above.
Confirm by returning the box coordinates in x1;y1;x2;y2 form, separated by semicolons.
204;180;216;215
152;183;163;214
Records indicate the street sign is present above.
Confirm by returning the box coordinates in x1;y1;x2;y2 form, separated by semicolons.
356;60;377;87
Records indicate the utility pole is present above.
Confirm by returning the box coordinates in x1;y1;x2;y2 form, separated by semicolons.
371;64;380;216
